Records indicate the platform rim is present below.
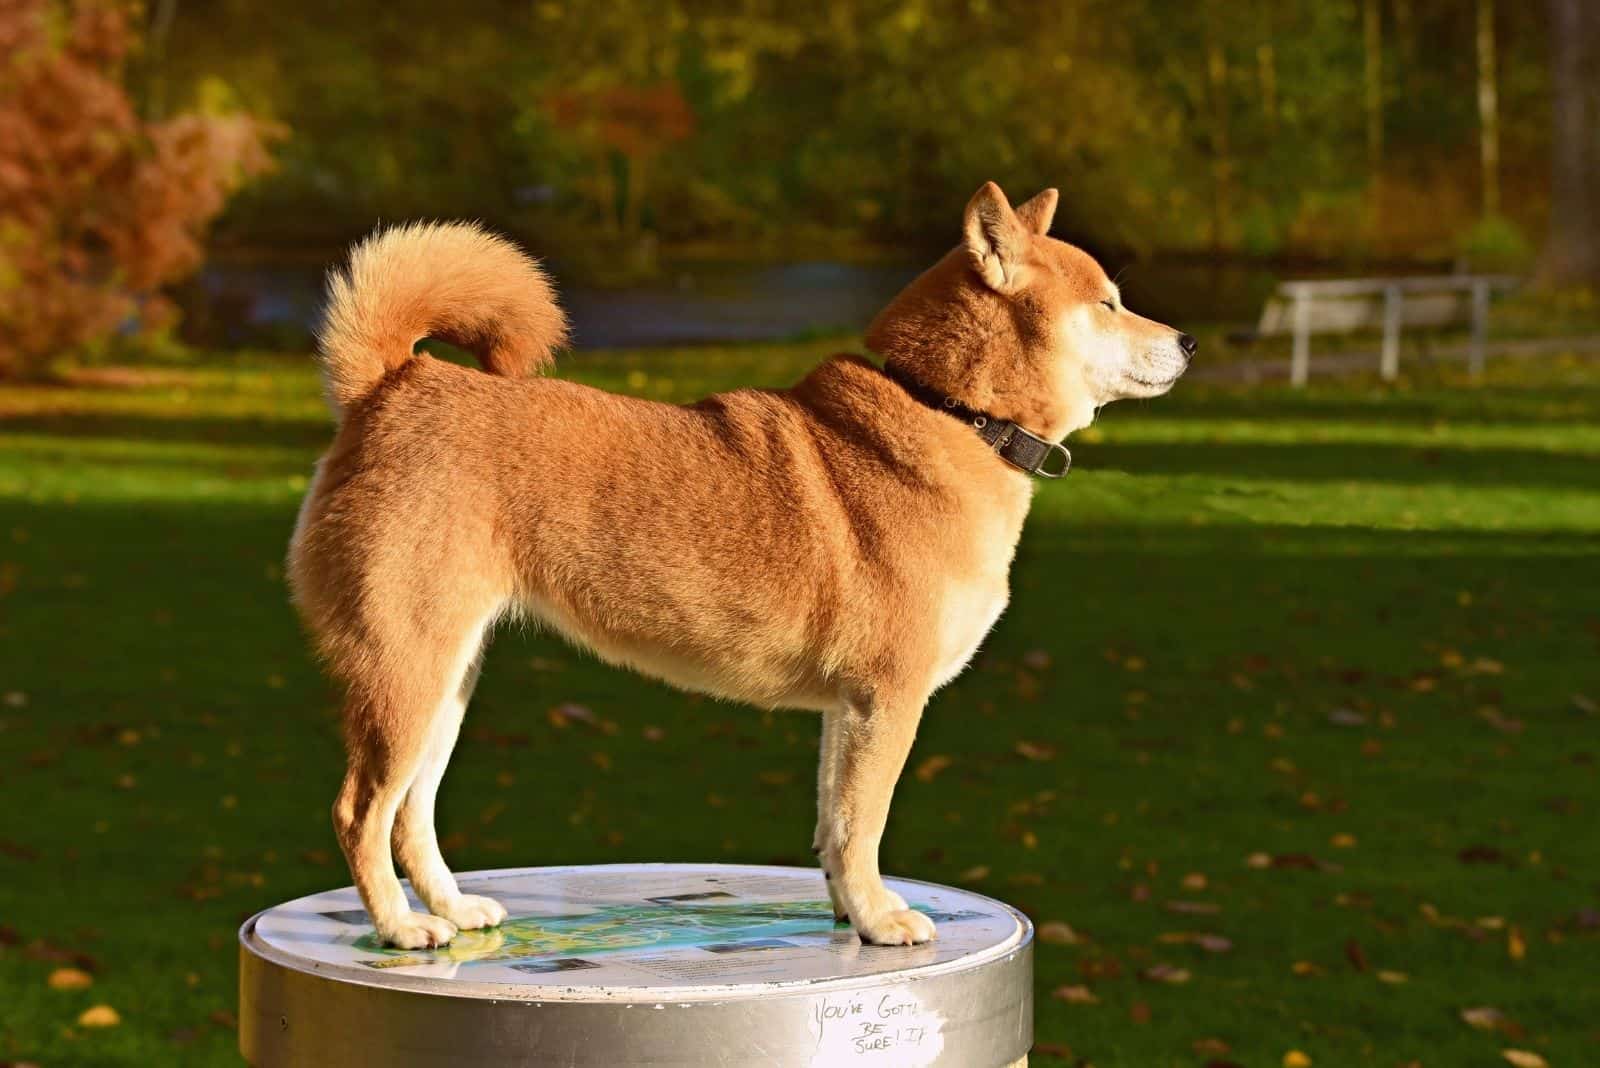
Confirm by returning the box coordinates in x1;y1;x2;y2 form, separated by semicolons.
239;861;1033;1004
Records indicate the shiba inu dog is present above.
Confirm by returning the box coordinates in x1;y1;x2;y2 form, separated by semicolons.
289;182;1194;950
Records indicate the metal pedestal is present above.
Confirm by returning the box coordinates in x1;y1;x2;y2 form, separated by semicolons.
240;863;1032;1067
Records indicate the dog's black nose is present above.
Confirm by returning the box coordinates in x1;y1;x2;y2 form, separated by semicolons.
1177;332;1198;358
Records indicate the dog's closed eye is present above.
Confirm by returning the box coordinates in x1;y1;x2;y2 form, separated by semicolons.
1100;298;1117;312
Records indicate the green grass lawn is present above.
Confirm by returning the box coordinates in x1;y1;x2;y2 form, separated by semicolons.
2;343;1598;1067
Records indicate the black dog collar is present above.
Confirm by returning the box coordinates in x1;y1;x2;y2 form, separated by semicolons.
883;363;1071;479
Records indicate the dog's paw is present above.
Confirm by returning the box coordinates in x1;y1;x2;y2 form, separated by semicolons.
856;908;937;946
378;911;458;950
436;894;507;931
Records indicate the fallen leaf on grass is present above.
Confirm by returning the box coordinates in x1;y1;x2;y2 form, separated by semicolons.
1192;1037;1232;1056
1014;740;1057;762
1078;955;1124;980
1509;925;1527;962
1282;1051;1312;1067
1501;1051;1548;1068
23;938;97;972
547;703;595;728
1461;1006;1524;1038
77;1005;120;1028
1038;921;1081;945
958;865;990;882
1164;899;1221;915
1051;984;1098;1004
1181;872;1208;891
1344;938;1368;971
1157;931;1232;954
1479;707;1525;734
48;968;92;990
1291;960;1324;976
1252;852;1330;871
914;754;954;782
1377;970;1409;984
1139;963;1191;984
1128;1000;1152;1025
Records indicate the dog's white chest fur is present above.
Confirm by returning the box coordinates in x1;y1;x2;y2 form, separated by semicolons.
931;578;1009;690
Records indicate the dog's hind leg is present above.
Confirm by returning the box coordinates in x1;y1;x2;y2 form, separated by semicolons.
331;606;499;949
820;689;936;946
390;640;508;933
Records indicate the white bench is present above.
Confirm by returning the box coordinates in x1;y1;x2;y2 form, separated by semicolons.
1252;275;1520;386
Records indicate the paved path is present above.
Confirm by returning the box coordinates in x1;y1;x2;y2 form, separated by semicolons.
1191;333;1600;383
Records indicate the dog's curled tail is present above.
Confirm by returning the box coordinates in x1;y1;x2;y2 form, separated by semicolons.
317;221;568;414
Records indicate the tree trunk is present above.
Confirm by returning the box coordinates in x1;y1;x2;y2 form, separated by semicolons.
1257;0;1278;135
1476;0;1501;219
1205;28;1233;251
1541;0;1600;285
1393;0;1416;95
1364;0;1384;239
144;0;178;119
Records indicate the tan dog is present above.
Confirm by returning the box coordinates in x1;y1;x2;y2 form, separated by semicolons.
289;182;1193;950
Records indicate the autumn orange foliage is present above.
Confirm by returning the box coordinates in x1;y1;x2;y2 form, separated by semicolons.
0;0;278;377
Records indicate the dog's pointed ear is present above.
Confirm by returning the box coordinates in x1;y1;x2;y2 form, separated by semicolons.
963;181;1030;292
1014;188;1058;236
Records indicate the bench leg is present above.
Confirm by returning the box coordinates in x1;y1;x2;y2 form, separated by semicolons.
1290;292;1310;388
1469;279;1489;378
1380;285;1402;381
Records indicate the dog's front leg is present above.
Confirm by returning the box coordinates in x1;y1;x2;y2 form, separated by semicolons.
813;708;849;922
820;691;936;945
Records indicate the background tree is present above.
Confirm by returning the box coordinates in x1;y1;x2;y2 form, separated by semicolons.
1540;0;1599;285
129;0;1562;272
0;0;277;378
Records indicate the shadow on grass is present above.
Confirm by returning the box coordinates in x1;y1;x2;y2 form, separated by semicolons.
1076;440;1600;490
0;411;333;450
1163;379;1600;426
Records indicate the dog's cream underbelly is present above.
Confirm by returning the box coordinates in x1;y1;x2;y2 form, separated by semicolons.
515;589;839;713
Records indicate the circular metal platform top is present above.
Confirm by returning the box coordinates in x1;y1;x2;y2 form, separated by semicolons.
242;863;1031;1004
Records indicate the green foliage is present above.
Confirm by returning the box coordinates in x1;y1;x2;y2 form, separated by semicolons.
1459;213;1535;271
1;345;1598;1065
148;0;1556;266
